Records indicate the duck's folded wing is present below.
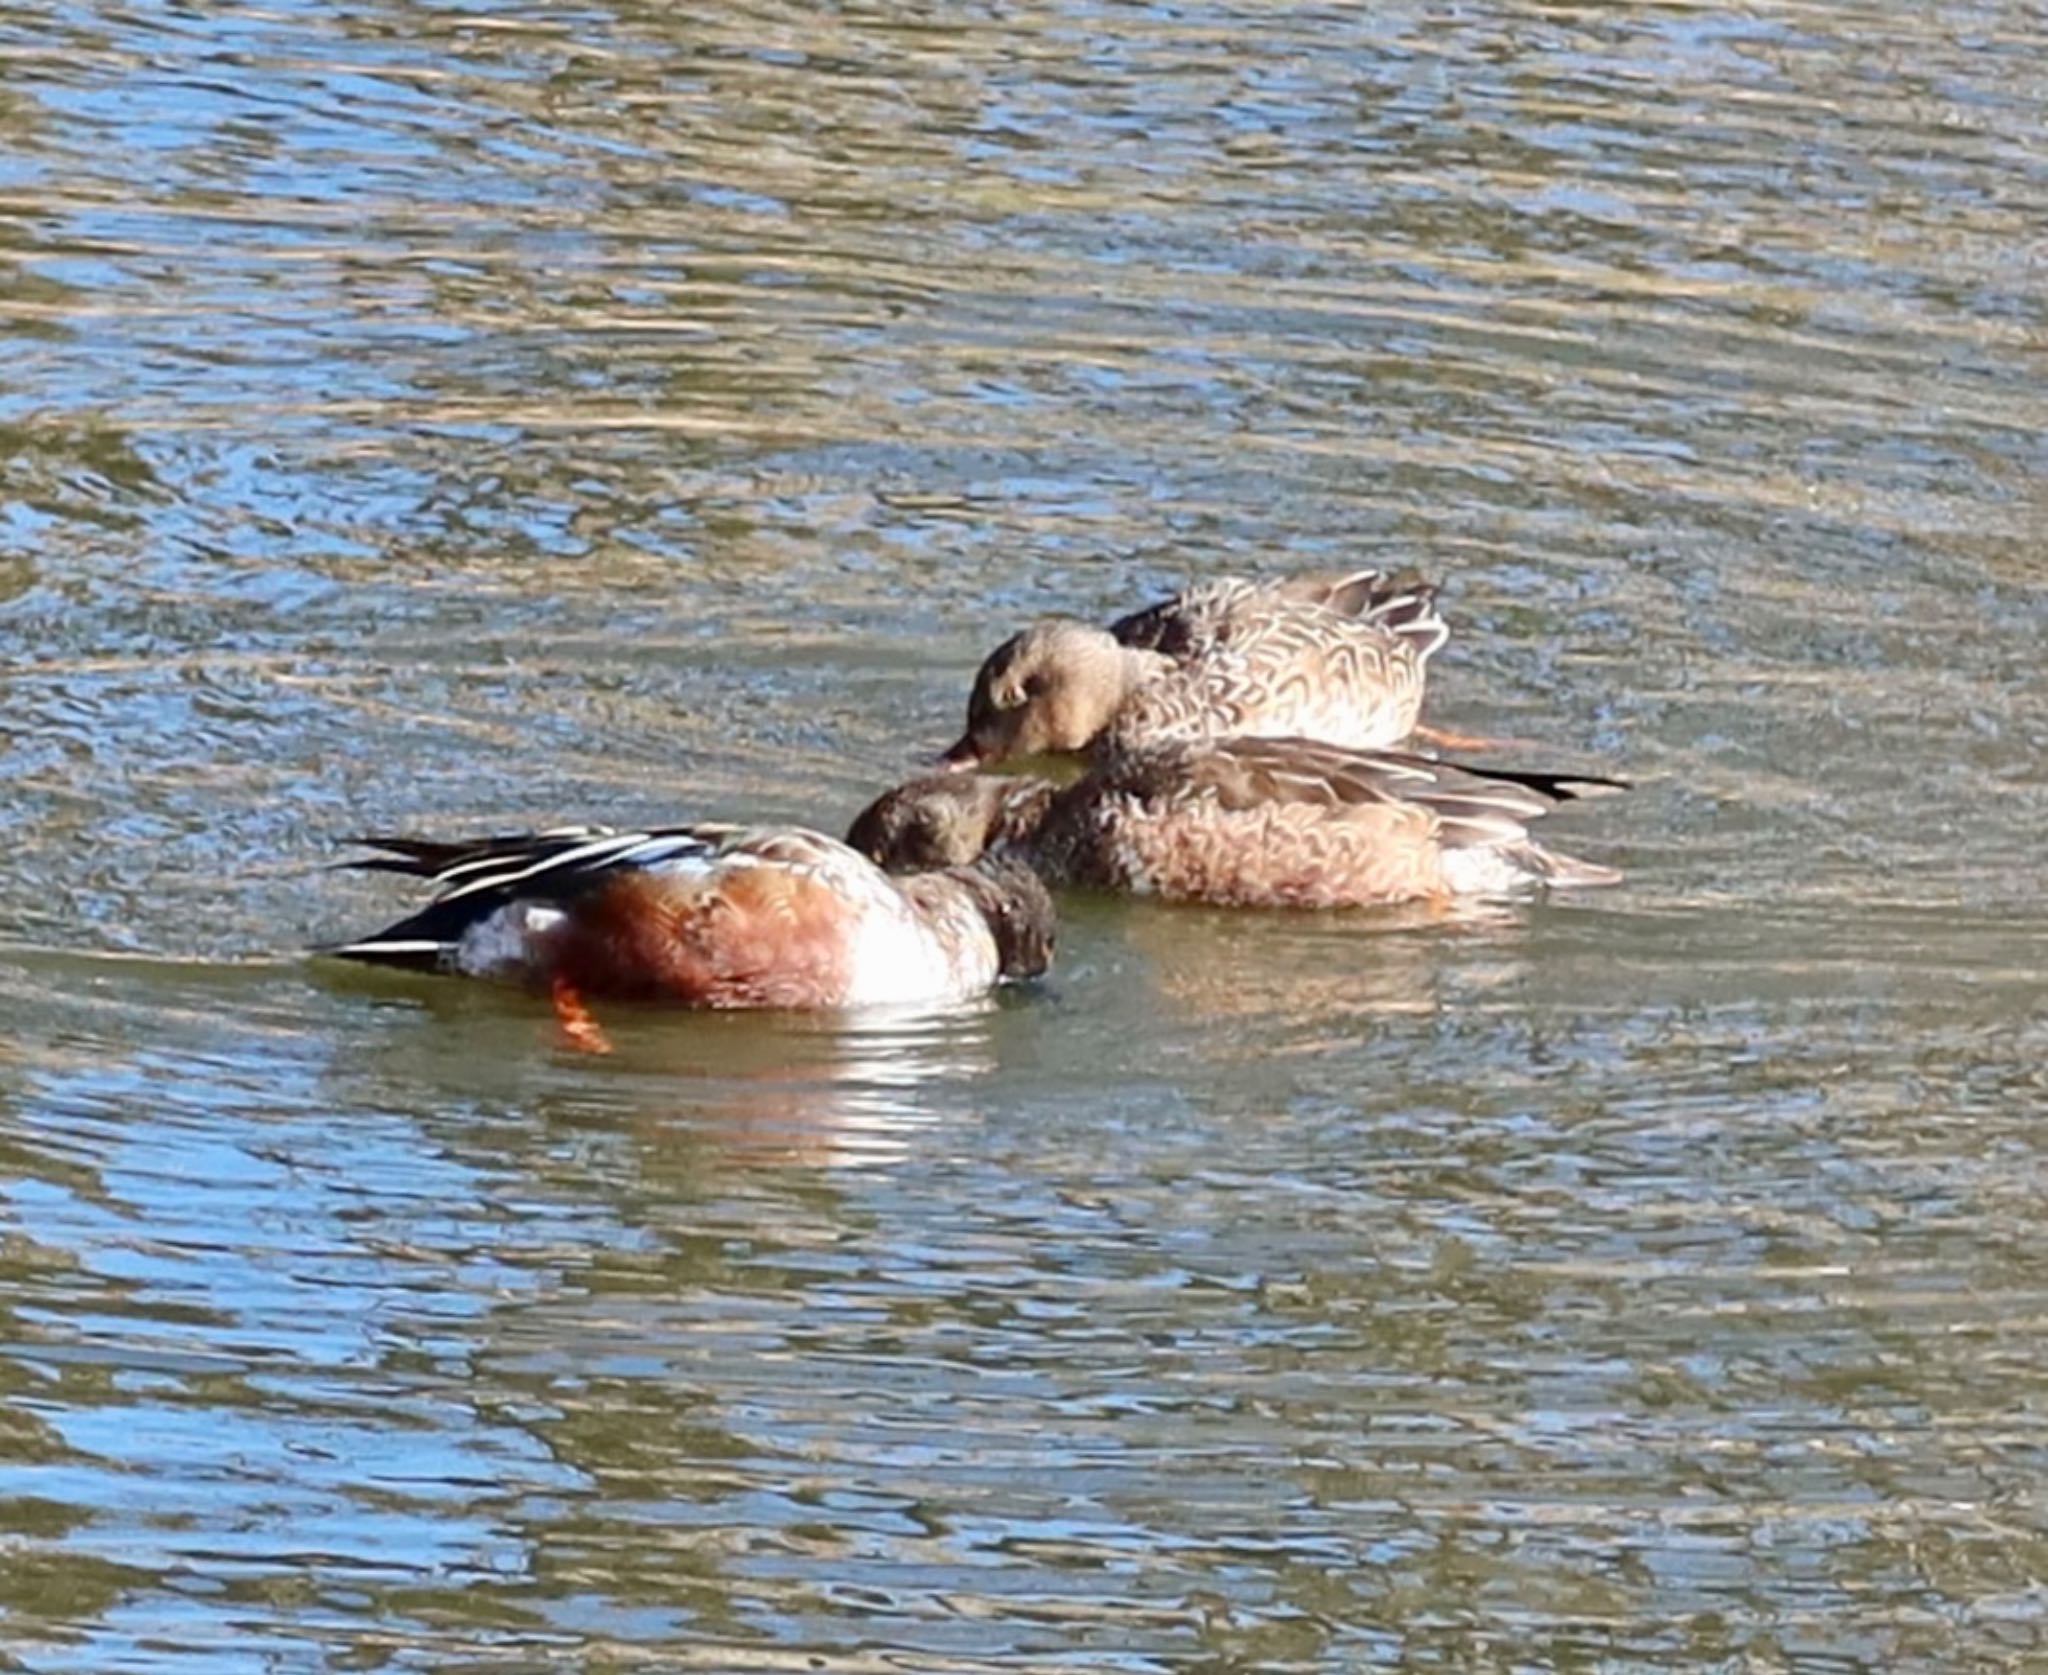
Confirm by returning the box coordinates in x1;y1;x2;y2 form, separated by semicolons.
1108;578;1255;656
324;825;741;964
1134;738;1625;836
341;825;622;878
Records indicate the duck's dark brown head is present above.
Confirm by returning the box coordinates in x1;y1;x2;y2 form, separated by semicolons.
950;855;1056;981
848;773;1055;871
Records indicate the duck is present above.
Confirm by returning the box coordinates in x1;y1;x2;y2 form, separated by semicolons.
849;737;1624;910
938;569;1451;771
324;823;1056;1048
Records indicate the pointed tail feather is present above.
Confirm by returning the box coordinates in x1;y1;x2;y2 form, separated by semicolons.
1271;566;1429;619
1509;842;1623;889
339;826;617;879
315;934;452;971
1358;577;1448;662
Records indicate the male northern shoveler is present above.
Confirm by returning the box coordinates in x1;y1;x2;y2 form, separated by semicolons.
938;570;1451;771
325;823;1055;1048
849;739;1624;910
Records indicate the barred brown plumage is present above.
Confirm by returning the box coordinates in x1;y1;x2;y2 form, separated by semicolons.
851;738;1625;909
940;569;1449;770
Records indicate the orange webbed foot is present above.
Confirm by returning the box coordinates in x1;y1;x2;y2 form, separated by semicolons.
550;976;613;1055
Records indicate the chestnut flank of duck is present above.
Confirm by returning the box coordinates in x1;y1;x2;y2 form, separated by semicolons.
325;824;1054;1039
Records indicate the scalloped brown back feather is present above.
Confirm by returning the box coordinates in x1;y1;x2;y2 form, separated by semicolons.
943;571;1450;770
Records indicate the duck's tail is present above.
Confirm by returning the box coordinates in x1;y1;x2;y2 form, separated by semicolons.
316;825;659;970
1350;570;1449;664
1500;842;1623;890
1416;757;1627;893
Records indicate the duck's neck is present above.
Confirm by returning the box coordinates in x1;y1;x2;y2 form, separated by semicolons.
1063;640;1171;759
988;777;1060;850
1118;645;1176;693
1099;647;1207;757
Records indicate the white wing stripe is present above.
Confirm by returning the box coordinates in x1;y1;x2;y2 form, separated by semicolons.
435;830;680;905
430;824;620;886
612;833;719;869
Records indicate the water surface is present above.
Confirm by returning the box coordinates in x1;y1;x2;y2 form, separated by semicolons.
3;0;2046;1667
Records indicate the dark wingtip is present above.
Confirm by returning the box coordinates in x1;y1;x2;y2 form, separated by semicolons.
1423;757;1632;804
334;834;463;877
936;738;983;772
1489;767;1632;803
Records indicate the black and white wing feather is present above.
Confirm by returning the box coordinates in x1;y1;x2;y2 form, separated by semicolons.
324;824;742;969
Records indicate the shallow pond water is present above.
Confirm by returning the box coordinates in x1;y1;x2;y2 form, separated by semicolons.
2;0;2046;1668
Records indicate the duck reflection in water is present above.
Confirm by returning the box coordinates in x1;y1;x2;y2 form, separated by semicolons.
1100;893;1531;1041
544;1006;1013;1171
321;972;1012;1173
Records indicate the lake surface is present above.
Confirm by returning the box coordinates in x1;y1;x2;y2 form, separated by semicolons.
3;0;2046;1667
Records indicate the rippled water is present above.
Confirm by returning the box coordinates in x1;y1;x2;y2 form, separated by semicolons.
4;0;2047;1667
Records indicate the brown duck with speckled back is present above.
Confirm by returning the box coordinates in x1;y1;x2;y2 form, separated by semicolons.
939;570;1449;770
